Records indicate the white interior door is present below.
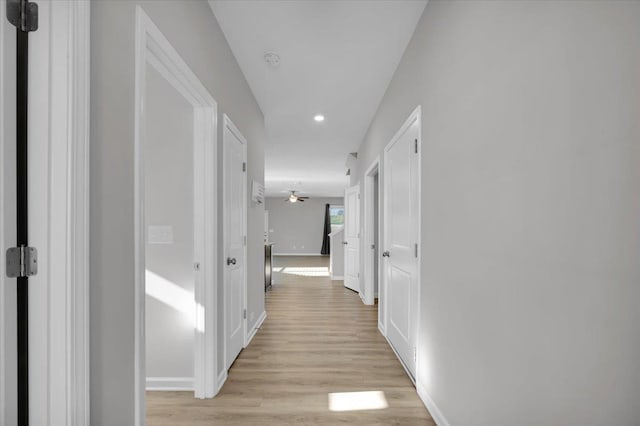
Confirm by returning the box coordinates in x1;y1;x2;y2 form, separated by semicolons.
223;116;247;369
383;111;420;378
344;185;360;292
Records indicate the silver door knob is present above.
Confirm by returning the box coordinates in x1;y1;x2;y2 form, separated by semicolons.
227;257;237;265
382;251;390;257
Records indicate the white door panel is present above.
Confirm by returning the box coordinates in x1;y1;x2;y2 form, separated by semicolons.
388;265;411;342
383;111;420;378
223;117;247;369
344;185;360;292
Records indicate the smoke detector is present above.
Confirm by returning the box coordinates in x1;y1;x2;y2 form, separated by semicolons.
264;52;280;68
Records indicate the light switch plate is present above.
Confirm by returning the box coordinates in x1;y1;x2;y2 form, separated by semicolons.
148;225;173;244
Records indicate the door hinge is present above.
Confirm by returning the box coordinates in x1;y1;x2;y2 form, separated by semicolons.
6;246;37;278
243;309;247;319
6;0;39;32
414;347;417;362
414;138;418;154
243;235;247;246
414;243;418;258
242;162;246;172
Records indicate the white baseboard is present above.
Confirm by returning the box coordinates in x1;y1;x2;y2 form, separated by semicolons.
216;370;227;394
331;275;344;281
417;382;450;426
245;310;267;347
274;253;326;256
146;377;193;391
378;322;385;336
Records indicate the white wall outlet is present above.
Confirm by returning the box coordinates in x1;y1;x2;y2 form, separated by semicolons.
148;225;174;244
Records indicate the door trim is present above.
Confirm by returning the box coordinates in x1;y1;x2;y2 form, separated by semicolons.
134;7;219;423
222;114;248;369
381;105;422;382
0;1;6;420
1;1;91;423
363;156;380;306
61;3;91;421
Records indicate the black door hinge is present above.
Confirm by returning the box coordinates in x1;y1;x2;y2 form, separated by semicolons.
242;162;246;172
414;138;418;154
6;0;39;32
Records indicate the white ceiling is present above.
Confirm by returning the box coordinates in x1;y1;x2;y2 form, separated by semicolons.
210;0;427;197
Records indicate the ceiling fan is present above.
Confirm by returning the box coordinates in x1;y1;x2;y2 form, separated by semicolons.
284;190;309;203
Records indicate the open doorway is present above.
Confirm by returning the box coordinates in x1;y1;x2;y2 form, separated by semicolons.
363;158;381;310
134;8;218;422
143;61;198;393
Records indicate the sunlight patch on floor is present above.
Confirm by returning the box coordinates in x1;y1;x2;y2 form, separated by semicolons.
280;266;330;277
328;391;389;412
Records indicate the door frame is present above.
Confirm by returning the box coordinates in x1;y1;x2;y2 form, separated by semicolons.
134;6;219;423
381;105;422;382
221;114;248;369
363;157;381;306
0;2;6;419
1;0;91;423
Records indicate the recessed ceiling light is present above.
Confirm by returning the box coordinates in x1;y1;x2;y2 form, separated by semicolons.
314;114;325;122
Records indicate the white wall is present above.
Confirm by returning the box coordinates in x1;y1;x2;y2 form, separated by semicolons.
91;2;265;423
265;197;343;255
144;66;195;384
354;1;640;425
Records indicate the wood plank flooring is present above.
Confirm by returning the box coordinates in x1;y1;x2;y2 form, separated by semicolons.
147;256;434;425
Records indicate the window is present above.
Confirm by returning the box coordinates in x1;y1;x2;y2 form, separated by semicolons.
330;205;344;227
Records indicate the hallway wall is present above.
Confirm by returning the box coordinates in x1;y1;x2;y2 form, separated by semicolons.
353;1;640;425
265;197;343;255
91;2;265;424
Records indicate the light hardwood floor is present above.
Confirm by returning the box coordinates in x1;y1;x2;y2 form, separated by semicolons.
147;255;434;425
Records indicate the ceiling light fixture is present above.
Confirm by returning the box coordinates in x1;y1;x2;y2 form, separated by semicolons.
289;193;298;203
314;114;325;122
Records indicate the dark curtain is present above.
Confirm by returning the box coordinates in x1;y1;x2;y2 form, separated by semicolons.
321;204;331;255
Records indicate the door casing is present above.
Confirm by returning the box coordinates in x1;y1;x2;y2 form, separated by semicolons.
0;0;91;423
134;7;219;424
363;157;381;306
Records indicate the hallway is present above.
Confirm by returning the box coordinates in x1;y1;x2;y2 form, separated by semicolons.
147;256;434;425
